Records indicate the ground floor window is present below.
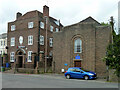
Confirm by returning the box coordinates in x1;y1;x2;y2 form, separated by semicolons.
28;51;32;62
10;52;15;62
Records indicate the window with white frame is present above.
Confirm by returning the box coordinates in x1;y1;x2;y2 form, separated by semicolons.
50;25;54;32
74;39;82;53
28;35;33;45
28;22;34;28
11;25;15;31
40;35;44;45
40;22;44;29
0;51;2;54
11;37;15;46
55;28;59;32
28;51;32;62
1;41;3;46
4;40;6;46
49;38;53;47
10;52;15;62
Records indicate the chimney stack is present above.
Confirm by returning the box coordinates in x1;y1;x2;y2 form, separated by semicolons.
43;5;49;17
16;12;22;19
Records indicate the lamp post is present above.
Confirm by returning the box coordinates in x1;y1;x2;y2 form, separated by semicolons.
44;16;48;73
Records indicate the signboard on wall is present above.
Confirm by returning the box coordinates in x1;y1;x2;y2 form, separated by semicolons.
75;54;80;59
64;63;67;66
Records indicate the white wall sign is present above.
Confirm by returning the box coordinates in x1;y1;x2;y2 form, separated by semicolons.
19;36;23;45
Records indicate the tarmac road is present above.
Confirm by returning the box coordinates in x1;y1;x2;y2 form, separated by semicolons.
1;73;119;88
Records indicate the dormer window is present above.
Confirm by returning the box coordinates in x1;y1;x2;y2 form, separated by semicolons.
11;25;15;31
28;22;34;28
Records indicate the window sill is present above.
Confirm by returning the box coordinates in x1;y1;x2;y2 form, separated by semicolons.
10;60;14;62
28;44;33;46
74;52;82;54
11;45;15;47
40;44;44;46
28;60;32;62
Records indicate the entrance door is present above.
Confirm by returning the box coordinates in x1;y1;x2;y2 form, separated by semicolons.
74;61;81;67
18;56;23;68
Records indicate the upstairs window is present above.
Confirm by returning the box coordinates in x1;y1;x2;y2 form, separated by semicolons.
49;38;53;47
40;35;44;45
4;40;6;46
55;28;59;32
28;35;33;45
11;37;15;46
40;22;44;29
28;51;32;62
50;25;54;32
1;41;3;46
10;52;15;62
11;25;15;31
74;39;82;53
28;22;34;28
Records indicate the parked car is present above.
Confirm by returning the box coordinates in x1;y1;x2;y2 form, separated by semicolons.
64;67;97;80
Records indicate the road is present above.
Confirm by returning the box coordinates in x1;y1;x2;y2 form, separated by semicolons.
1;73;119;88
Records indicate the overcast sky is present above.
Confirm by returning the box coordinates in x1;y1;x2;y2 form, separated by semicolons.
0;0;119;34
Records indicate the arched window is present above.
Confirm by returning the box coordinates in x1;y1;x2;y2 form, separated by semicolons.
74;39;82;53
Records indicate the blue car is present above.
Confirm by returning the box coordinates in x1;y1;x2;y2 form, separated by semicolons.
64;67;97;80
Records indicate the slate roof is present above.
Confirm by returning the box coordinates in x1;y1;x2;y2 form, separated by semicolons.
0;33;7;39
79;16;101;25
16;10;63;27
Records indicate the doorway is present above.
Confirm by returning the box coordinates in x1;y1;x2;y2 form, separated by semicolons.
74;61;81;67
18;56;23;68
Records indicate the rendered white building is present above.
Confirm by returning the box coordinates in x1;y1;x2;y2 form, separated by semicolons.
0;33;7;55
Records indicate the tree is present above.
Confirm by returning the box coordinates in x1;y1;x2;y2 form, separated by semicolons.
103;17;120;77
101;22;109;26
104;34;120;77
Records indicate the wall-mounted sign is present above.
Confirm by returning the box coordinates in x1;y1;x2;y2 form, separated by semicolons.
75;54;80;59
19;36;23;45
18;46;25;48
64;63;68;66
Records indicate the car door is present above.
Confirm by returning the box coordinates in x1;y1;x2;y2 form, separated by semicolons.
69;69;76;78
74;69;83;78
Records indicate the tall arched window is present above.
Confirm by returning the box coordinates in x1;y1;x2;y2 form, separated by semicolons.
74;39;82;53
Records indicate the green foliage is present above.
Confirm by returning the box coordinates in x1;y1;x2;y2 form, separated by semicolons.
103;34;120;77
101;22;109;26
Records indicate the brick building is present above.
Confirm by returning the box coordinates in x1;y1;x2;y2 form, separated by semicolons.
7;5;63;69
53;17;112;77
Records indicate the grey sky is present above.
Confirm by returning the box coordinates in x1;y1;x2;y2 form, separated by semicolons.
0;0;119;34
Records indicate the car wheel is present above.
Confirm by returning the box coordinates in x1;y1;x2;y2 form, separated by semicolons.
66;74;71;79
84;75;89;80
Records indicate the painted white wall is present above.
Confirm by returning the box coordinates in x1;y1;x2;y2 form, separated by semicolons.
0;38;7;55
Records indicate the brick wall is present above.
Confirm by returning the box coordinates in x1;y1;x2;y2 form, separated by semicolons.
53;18;111;77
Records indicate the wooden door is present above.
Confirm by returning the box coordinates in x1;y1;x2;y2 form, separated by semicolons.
74;61;81;67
